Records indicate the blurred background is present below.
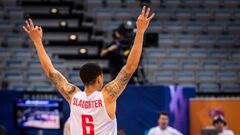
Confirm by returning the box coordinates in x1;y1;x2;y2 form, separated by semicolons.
0;0;240;135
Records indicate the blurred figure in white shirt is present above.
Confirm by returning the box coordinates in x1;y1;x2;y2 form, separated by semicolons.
148;112;183;135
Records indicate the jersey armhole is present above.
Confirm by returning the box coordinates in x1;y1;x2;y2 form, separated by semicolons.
100;91;116;121
70;90;81;109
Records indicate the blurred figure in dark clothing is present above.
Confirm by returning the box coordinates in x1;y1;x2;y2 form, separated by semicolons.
100;28;125;80
101;23;147;84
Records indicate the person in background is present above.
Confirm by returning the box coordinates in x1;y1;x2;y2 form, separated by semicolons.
148;112;183;135
100;28;125;80
212;115;234;135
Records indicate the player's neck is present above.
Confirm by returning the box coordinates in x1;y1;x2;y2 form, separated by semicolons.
84;84;99;96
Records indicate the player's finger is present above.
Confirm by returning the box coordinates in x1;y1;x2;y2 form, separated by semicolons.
141;6;146;16
145;8;150;18
22;26;29;34
147;13;155;21
29;18;34;29
39;26;42;32
35;25;39;30
25;20;30;30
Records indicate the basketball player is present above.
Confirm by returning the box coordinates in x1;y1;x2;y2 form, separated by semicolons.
23;6;155;135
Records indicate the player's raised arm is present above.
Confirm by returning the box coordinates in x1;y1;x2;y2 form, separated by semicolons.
102;6;155;101
23;19;78;104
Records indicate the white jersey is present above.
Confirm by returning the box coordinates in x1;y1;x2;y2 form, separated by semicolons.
148;126;183;135
70;91;117;135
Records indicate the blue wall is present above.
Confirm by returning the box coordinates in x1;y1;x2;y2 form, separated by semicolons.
117;85;195;135
0;85;195;135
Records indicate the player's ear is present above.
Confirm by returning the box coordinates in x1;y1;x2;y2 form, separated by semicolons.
96;75;101;84
101;74;104;82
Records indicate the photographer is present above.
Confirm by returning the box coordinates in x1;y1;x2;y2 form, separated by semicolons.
100;27;125;80
101;22;147;84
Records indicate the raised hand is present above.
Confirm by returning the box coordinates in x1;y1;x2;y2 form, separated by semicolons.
136;6;155;33
23;18;43;43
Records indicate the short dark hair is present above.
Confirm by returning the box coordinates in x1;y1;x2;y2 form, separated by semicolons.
79;63;103;85
159;111;169;117
212;116;226;125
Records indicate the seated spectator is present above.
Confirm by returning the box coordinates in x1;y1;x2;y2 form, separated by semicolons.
212;115;234;135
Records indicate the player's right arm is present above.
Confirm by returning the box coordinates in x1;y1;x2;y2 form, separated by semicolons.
23;19;78;104
102;6;155;102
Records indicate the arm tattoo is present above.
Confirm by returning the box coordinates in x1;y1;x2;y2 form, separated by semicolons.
115;69;132;87
105;82;120;98
60;84;76;100
66;85;76;99
49;71;77;101
49;72;66;87
105;68;132;99
68;85;76;95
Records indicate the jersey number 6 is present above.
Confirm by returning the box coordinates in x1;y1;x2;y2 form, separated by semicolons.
81;115;95;135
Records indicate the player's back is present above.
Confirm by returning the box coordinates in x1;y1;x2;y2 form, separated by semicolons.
70;91;117;135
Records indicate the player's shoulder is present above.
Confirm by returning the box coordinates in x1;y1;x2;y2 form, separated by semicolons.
167;126;183;135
